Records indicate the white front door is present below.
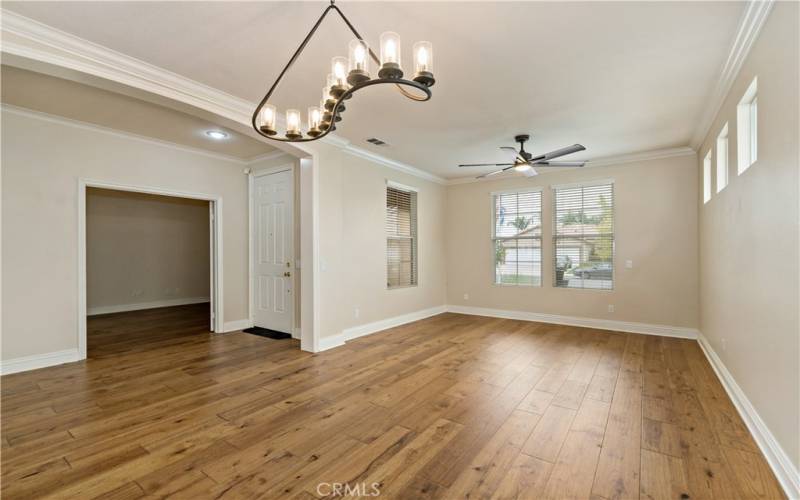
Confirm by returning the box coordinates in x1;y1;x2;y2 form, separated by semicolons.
253;169;294;334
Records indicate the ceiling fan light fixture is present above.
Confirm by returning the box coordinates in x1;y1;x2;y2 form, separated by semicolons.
514;163;532;172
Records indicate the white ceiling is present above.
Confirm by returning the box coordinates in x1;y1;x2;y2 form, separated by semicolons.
1;65;276;160
2;1;744;178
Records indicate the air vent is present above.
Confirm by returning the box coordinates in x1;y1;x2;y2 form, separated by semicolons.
366;137;388;146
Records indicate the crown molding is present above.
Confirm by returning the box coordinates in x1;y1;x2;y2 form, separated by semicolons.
244;150;294;165
0;8;444;184
689;0;774;149
587;146;696;167
340;143;447;185
0;8;253;124
445;146;696;186
2;104;253;164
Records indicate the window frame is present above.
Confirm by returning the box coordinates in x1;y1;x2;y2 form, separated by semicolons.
551;179;615;291
490;188;543;288
385;181;418;290
737;76;758;175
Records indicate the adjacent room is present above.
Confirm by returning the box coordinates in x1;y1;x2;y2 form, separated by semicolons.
86;188;213;357
1;1;797;499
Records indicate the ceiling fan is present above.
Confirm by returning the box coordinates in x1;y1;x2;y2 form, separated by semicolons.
458;134;587;178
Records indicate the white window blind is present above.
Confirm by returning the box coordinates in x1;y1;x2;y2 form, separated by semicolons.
737;76;758;174
553;182;614;290
386;186;417;288
493;190;542;286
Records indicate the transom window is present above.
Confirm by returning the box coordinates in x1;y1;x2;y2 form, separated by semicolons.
703;150;712;204
553;181;614;290
716;123;729;192
492;190;542;286
737;76;758;174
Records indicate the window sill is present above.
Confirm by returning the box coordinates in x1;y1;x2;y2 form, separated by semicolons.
387;284;418;291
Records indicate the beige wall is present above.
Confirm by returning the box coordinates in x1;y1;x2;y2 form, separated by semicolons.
314;143;448;339
86;188;210;314
697;2;799;470
446;154;699;328
1;108;250;360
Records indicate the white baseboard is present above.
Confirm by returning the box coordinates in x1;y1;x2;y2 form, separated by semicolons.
446;305;698;339
87;297;210;316
697;333;800;499
1;349;81;375
342;305;448;342
223;319;253;333
314;305;449;353
317;334;346;352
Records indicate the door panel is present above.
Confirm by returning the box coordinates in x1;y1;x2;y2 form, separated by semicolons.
253;169;294;334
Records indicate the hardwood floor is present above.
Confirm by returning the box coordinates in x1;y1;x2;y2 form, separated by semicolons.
1;304;785;499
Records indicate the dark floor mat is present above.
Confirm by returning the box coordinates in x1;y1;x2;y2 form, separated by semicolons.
242;326;292;340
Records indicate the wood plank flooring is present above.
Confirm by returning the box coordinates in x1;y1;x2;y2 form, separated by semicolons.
1;304;785;499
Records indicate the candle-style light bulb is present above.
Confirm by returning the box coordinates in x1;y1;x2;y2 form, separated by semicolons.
385;40;396;62
333;58;346;84
379;32;403;79
417;47;428;69
412;41;435;87
347;39;371;85
258;104;277;135
330;57;349;99
307;106;322;137
354;45;366;67
285;109;302;139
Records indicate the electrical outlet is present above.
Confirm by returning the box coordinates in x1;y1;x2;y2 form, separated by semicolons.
625;260;633;269
463;293;469;300
607;304;615;313
354;308;360;319
721;338;727;351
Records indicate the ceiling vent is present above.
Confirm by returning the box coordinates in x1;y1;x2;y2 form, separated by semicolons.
366;137;388;146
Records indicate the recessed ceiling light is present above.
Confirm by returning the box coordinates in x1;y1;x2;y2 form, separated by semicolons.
205;130;229;140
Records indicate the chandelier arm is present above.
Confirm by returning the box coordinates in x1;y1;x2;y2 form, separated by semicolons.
253;78;430;143
251;4;337;132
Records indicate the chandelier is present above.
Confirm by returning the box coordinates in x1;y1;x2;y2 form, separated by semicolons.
251;0;435;143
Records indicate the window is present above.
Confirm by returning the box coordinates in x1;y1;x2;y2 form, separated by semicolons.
492;190;542;286
703;150;712;204
553;181;614;290
386;184;417;288
737;76;758;174
716;122;729;192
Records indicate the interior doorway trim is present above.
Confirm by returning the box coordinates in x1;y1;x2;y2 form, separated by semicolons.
77;178;224;360
248;164;297;339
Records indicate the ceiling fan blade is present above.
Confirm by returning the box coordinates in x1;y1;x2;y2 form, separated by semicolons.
476;165;514;179
542;144;586;161
499;146;524;162
459;163;514;167
534;161;586;167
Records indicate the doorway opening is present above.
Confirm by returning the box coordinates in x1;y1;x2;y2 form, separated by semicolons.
78;180;223;359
